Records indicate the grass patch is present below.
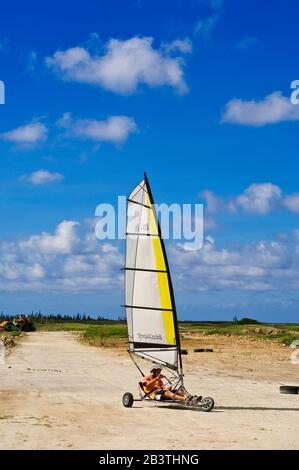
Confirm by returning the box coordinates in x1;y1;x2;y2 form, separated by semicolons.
82;324;127;347
36;321;127;347
10;331;21;337
35;320;299;347
180;322;299;345
272;334;299;346
36;322;96;331
84;324;127;338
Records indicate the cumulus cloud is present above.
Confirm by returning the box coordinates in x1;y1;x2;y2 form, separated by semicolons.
234;183;282;214
57;112;137;144
221;91;299;126
26;50;38;73
0;220;123;291
2;219;299;296
194;14;220;41
193;0;223;41
46;36;190;95
1;121;47;146
283;193;299;213
1;113;137;150
201;182;299;215
170;234;298;292
162;38;192;54
294;230;299;255
22;169;64;186
200;190;225;214
20;221;80;255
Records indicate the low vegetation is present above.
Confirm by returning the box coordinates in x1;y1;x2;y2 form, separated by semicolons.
82;324;128;347
179;321;299;346
1;313;298;347
37;319;299;347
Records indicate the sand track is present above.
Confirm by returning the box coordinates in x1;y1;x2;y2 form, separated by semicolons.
0;331;298;449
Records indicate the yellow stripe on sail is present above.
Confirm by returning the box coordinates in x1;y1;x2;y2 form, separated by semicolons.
147;194;176;345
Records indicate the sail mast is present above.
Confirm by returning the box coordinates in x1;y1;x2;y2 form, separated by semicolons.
143;172;183;374
124;174;182;373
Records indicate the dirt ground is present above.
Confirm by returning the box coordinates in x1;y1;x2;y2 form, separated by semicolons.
0;331;298;450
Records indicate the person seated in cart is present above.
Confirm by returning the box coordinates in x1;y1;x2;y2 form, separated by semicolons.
142;364;199;403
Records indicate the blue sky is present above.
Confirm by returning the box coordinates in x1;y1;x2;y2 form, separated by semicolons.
1;0;299;322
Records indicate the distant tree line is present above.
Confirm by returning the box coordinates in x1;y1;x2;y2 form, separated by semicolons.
0;311;126;324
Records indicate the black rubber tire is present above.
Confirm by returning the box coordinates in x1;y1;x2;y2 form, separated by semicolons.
122;392;134;407
181;349;188;355
200;397;214;412
193;348;213;353
279;385;299;395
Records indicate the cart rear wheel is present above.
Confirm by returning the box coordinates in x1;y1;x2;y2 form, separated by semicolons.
122;392;134;407
194;348;213;353
279;385;299;395
200;396;214;412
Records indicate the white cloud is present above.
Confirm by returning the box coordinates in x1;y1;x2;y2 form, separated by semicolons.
201;182;299;215
200;189;225;214
20;221;80;255
27;50;38;73
22;169;64;186
221;91;299;126
57;112;137;144
2;218;299;296
46;36;190;95
1;121;47;146
193;0;223;41
162;38;192;54
0;220;123;291
194;14;220;40
294;230;299;255
170;234;298;292
283;193;299;214
235;183;282;214
203;217;218;231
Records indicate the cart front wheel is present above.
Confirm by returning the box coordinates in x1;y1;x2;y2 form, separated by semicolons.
122;392;134;407
200;396;214;412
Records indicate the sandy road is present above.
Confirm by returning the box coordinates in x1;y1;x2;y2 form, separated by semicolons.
0;331;298;450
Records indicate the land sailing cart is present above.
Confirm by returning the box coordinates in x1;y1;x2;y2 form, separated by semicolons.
122;173;214;411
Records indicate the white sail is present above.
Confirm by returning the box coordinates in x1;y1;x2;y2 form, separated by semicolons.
124;175;180;370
